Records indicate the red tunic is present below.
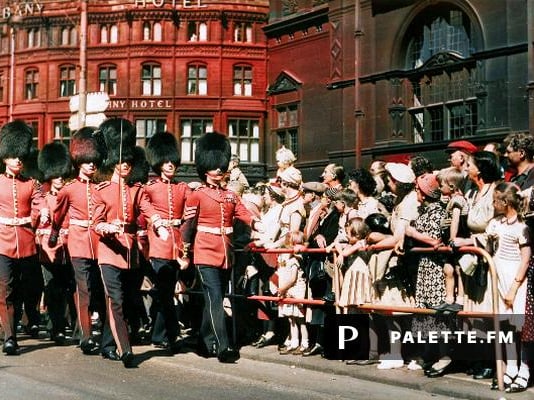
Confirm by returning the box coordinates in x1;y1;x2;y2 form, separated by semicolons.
144;177;191;260
36;191;69;264
182;184;254;269
52;177;99;260
92;178;159;269
0;173;44;259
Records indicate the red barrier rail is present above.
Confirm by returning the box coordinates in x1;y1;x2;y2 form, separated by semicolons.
247;244;504;391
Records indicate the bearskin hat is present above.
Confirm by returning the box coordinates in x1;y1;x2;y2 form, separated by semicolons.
126;146;150;185
146;131;180;174
70;126;104;167
194;131;231;181
38;142;72;182
20;147;43;181
97;118;136;170
0;120;33;161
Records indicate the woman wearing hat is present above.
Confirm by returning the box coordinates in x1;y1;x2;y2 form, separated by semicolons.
405;173;451;376
450;151;502;380
370;162;419;369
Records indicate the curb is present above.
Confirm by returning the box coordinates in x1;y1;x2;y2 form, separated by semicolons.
239;346;533;400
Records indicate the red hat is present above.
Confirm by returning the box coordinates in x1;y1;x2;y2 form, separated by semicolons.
446;140;477;154
416;173;441;199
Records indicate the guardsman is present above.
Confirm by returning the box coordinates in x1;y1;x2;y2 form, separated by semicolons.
145;131;191;352
181;131;264;363
49;127;112;356
0;120;46;355
36;142;72;345
92;118;169;368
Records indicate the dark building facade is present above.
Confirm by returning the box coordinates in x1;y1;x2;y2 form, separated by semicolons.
0;0;269;180
264;0;533;179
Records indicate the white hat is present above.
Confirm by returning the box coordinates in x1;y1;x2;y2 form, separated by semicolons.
385;162;415;184
278;166;302;186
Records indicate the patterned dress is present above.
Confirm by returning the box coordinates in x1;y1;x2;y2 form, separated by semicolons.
411;201;450;339
413;201;447;308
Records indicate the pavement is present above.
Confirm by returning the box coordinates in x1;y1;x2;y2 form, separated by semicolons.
237;344;533;400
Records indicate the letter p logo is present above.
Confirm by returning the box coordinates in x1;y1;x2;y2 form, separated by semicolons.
339;326;359;349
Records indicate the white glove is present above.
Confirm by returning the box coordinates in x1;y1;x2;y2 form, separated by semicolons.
39;210;50;225
254;220;266;234
157;226;169;241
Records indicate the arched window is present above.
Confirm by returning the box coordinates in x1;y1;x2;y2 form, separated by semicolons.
188;21;208;42
27;28;40;48
143;22;151;41
109;24;118;43
100;25;109;43
101;24;118;44
61;27;76;45
402;7;479;143
234;23;253;43
153;22;162;41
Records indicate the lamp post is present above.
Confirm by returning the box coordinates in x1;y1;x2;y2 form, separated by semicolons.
78;0;87;128
7;15;22;122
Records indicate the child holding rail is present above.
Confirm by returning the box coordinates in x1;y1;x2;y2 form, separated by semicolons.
277;231;309;355
487;182;530;392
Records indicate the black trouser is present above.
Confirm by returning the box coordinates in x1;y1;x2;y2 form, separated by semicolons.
150;258;179;345
72;257;114;351
42;262;73;336
100;264;133;356
14;256;43;331
197;265;231;354
0;255;39;341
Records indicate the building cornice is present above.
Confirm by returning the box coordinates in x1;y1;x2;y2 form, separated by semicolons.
263;4;328;37
359;43;528;84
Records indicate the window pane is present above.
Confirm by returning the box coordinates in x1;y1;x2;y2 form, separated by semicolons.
110;25;118;43
198;81;207;95
101;26;108;43
154;22;162;41
153;80;161;96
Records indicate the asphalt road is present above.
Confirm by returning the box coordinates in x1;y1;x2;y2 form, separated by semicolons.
0;339;464;400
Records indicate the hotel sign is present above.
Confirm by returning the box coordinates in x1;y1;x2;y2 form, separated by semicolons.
108;98;173;110
1;1;44;19
134;0;205;8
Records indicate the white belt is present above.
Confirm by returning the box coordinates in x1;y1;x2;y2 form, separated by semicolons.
197;225;233;235
36;228;68;236
159;218;182;227
69;219;92;228
0;216;31;226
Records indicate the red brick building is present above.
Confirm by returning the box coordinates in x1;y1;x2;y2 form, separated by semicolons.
0;0;269;180
264;0;533;179
1;1;533;182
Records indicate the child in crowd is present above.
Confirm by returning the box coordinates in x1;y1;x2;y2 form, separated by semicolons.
436;167;469;311
487;182;530;393
337;217;372;308
277;231;309;355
